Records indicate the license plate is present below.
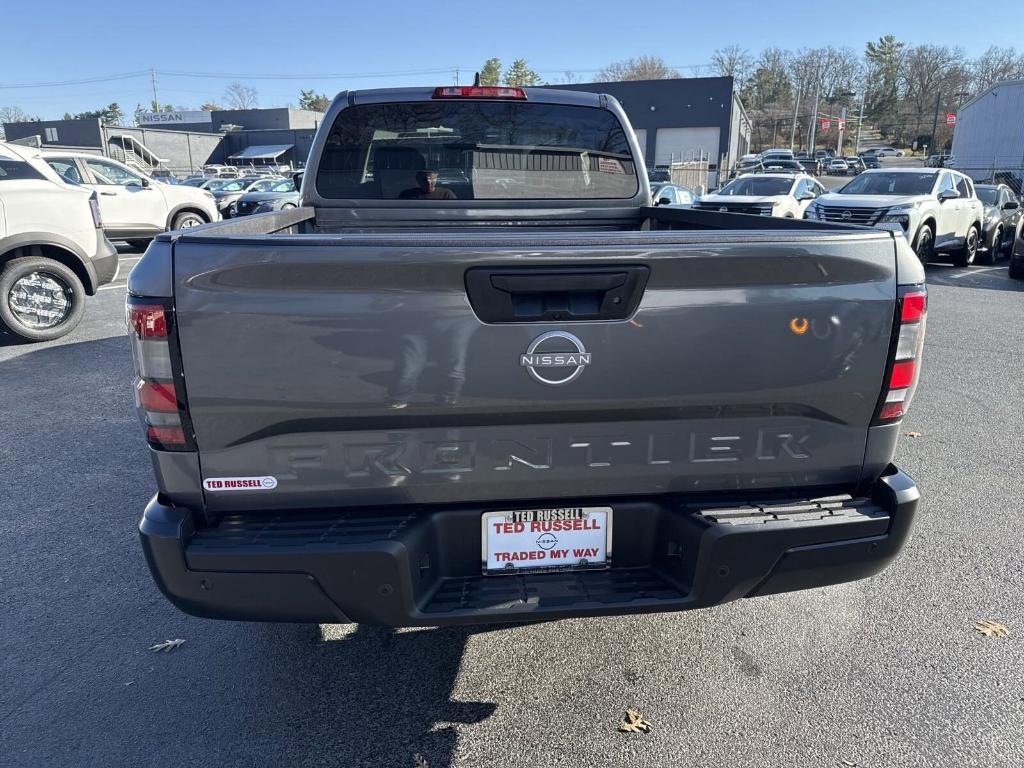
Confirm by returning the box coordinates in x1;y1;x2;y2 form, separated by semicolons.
481;506;612;574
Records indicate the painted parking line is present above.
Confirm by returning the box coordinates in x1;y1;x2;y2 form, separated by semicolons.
98;282;128;291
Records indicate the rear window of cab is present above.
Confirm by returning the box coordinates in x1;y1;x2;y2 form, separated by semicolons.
315;101;639;201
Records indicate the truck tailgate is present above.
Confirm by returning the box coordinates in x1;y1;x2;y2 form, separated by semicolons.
172;230;898;513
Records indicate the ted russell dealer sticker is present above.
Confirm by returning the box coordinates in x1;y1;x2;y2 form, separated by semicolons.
203;476;278;492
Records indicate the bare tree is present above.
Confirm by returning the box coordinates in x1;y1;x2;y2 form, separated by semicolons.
223;82;258;110
899;44;970;145
710;46;755;90
971;46;1024;93
596;56;679;81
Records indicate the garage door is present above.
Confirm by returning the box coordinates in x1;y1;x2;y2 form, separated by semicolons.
654;127;720;166
632;129;647;163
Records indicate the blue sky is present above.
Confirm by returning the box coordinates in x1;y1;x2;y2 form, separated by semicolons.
2;0;1020;119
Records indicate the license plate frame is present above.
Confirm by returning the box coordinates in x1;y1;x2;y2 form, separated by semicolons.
481;506;613;575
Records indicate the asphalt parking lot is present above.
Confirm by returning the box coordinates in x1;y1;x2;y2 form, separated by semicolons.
2;246;1022;768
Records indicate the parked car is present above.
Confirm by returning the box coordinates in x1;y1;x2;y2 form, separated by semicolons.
843;156;865;175
925;154;951;168
130;84;924;628
647;167;671;183
208;176;284;218
0;143;118;341
650;182;696;208
872;147;904;157
695;172;825;218
805;167;985;266
975;183;1021;264
797;158;821;175
41;152;220;251
760;149;795;163
1009;217;1024;278
759;158;804;174
813;149;835;162
201;164;242;179
862;154;881;170
232;178;299;216
826;158;850;175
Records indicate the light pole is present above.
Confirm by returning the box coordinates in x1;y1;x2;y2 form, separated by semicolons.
831;91;856;156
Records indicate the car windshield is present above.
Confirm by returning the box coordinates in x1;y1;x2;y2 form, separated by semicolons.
717;177;793;196
180;178;205;187
270;180;295;192
216;180;247;192
316;100;638;200
976;187;999;205
837;172;936;195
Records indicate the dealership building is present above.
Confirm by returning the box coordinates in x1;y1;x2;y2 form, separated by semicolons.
549;76;750;180
1;108;325;175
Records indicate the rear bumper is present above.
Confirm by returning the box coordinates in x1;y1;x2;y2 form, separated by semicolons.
90;235;119;289
140;466;919;626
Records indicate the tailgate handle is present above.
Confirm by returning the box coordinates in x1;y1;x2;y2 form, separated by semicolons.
465;265;649;323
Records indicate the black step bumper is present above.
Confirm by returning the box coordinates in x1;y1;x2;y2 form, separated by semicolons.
139;466;919;626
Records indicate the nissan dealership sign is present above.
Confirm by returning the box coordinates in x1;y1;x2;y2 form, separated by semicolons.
138;111;212;126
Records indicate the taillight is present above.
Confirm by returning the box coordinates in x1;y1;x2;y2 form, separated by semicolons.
874;286;927;423
432;86;527;99
127;297;194;451
88;192;103;228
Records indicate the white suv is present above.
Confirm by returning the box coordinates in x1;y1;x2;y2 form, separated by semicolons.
0;143;118;341
41;152;220;249
694;173;826;218
805;168;985;266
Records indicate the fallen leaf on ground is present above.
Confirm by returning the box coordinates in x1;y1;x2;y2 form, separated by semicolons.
905;431;922;438
413;753;428;768
618;708;652;733
974;619;1009;638
149;638;186;652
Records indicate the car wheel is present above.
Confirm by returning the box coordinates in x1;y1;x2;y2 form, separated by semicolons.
912;223;934;264
977;226;999;265
126;239;152;252
172;211;206;230
281;203;296;210
0;256;85;342
952;225;979;267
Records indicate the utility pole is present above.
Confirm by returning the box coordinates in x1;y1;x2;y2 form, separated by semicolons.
789;87;802;151
930;92;942;158
806;84;821;154
854;92;866;154
836;105;847;155
454;67;459;85
150;68;159;111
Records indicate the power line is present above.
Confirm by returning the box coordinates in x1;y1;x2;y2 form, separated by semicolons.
0;71;151;89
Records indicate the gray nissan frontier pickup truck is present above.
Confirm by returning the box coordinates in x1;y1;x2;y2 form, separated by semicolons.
129;85;925;627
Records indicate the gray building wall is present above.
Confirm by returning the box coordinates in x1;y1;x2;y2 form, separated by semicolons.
950;80;1024;181
2;118;103;148
212;108;324;131
543;77;740;172
223;129;316;168
102;126;226;172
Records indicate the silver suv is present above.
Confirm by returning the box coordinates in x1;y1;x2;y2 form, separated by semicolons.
805;168;985;266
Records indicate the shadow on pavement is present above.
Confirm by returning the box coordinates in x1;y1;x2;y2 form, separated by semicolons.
924;261;1024;292
225;622;499;767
